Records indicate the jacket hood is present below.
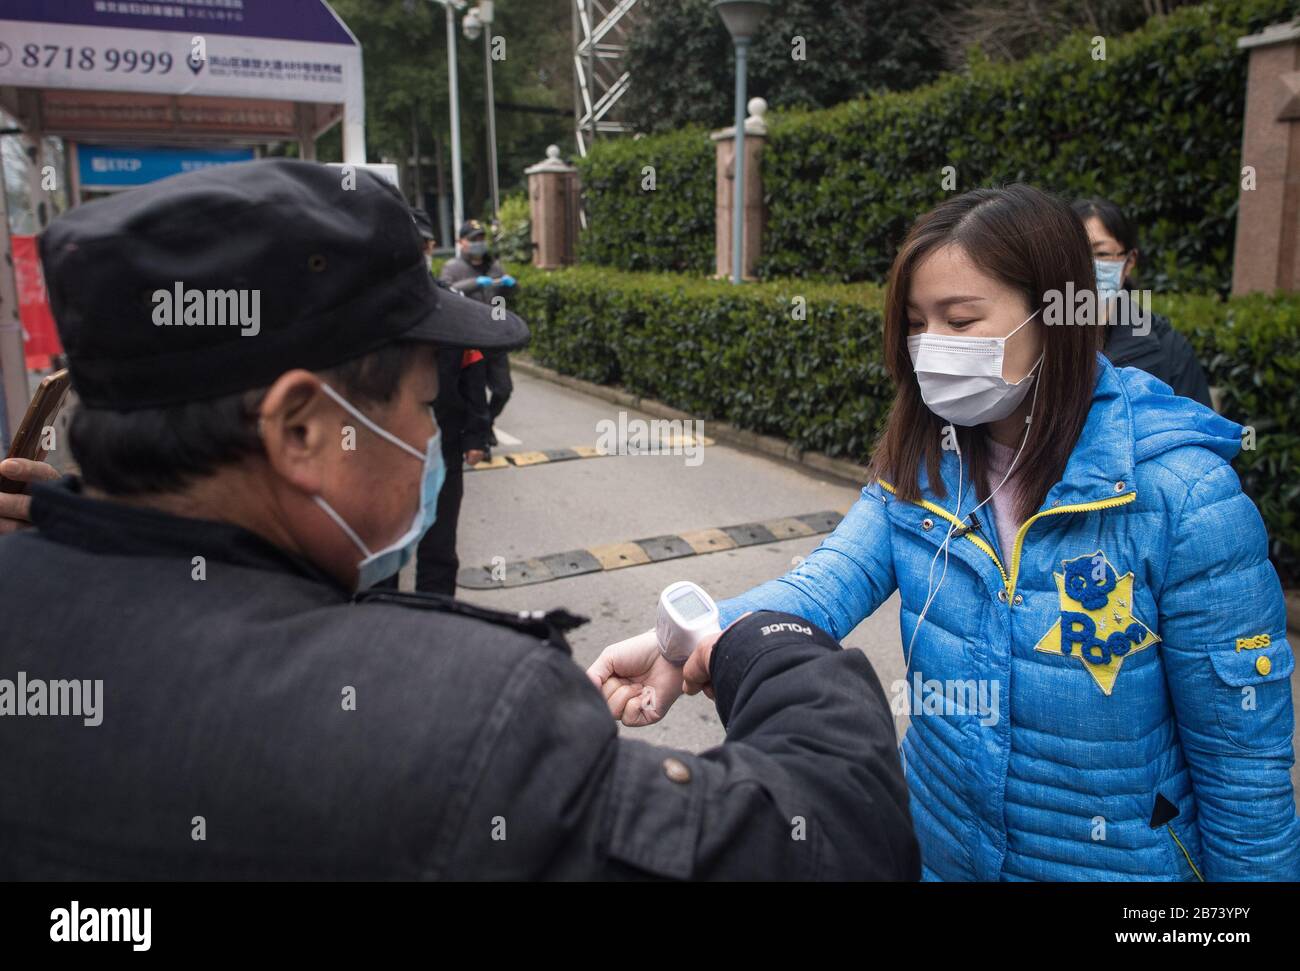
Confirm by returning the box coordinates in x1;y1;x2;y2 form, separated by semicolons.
1036;354;1239;507
1121;360;1240;464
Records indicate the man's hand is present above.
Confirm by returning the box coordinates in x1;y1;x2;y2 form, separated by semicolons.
586;629;684;728
0;458;60;536
682;611;751;701
464;449;486;467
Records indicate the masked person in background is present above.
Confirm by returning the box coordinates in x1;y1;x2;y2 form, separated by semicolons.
376;208;491;598
0;159;918;881
405;335;492;596
591;183;1298;882
440;220;515;447
1072;197;1212;408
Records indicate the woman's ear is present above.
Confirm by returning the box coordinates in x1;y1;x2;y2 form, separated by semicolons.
257;370;336;495
1123;249;1138;287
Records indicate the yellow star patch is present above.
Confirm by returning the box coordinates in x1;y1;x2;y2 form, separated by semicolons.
1034;551;1159;696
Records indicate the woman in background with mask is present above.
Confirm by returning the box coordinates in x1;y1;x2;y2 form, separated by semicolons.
593;184;1298;882
1072;197;1212;407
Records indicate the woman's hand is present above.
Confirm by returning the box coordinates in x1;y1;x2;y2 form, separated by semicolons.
0;458;60;536
586;629;684;728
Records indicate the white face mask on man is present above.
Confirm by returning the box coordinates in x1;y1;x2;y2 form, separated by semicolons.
906;309;1044;426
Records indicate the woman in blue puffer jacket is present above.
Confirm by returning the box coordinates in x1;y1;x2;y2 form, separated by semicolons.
715;184;1299;881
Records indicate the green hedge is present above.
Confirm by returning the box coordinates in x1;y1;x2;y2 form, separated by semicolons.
1155;291;1300;580
512;267;1300;584
513;265;892;457
576;0;1297;291
574;125;716;274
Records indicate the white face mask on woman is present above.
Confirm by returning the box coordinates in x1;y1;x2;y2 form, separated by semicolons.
906;309;1044;426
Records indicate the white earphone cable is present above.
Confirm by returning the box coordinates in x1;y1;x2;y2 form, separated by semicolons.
904;356;1044;674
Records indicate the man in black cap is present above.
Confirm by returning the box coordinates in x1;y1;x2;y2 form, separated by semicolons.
0;158;917;880
440;219;515;445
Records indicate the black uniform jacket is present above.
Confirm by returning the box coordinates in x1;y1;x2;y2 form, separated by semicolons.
436;347;490;455
1103;309;1212;408
0;479;919;880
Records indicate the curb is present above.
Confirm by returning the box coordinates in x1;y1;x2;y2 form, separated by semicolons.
510;354;872;488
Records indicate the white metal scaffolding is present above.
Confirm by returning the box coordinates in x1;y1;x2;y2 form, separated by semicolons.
572;0;640;156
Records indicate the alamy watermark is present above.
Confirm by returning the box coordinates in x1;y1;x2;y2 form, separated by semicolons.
891;673;1000;727
1042;283;1151;337
594;413;706;467
152;282;260;337
50;901;150;951
0;672;102;726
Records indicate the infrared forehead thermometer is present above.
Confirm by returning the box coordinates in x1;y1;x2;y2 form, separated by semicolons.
656;581;721;665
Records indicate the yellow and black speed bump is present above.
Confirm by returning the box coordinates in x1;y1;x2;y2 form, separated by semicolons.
457;509;845;589
466;436;715;472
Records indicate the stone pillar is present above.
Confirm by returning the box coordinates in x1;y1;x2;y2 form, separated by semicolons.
525;145;579;269
712;98;767;280
1232;20;1300;295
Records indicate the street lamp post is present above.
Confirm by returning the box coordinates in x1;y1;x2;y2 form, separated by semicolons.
712;0;770;284
463;2;500;221
429;0;467;233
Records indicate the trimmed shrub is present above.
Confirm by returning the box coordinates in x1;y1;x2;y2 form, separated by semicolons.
494;192;533;266
513;266;891;457
1156;291;1300;580
574;126;716;274
761;0;1295;291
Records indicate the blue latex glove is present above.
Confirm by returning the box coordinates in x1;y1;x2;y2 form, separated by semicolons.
500;275;517;288
475;275;495;288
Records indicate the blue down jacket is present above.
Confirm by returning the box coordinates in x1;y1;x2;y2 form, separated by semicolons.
719;355;1299;881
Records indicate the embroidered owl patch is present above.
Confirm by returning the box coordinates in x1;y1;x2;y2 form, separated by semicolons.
1033;550;1159;695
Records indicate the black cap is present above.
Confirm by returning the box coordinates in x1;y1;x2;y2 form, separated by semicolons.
458;219;486;240
39;158;528;411
410;207;435;241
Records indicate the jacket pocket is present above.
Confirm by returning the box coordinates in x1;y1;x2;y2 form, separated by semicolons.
1208;639;1295;749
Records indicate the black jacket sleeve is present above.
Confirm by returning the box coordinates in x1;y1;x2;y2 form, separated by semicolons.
1106;311;1213;409
444;611;919;880
1163;325;1213;409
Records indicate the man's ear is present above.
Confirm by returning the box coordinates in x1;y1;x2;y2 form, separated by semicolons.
257;370;336;495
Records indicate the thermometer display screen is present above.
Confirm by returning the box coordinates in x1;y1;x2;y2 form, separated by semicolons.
670;589;710;621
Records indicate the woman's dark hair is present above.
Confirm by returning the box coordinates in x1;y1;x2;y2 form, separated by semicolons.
867;184;1103;524
1071;197;1137;253
70;341;421;497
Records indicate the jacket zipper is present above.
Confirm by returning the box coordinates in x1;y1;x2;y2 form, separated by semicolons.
879;480;1137;601
1005;492;1137;600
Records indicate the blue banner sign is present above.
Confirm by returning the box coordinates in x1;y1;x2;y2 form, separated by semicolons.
78;143;254;189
